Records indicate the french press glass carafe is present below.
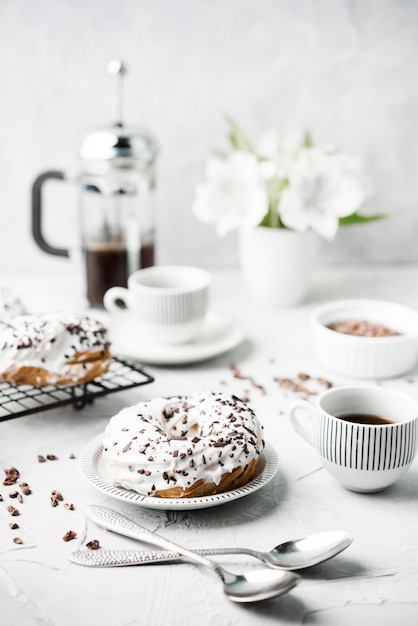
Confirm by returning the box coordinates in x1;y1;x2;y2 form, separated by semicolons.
32;60;158;306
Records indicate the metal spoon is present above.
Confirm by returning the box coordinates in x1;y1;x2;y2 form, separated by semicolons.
80;505;299;603
70;530;352;570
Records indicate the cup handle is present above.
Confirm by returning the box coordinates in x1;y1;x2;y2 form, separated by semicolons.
289;400;316;447
103;286;130;315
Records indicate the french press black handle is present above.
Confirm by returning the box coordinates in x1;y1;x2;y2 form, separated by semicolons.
31;170;69;258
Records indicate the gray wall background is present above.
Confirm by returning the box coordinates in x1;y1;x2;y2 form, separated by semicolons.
1;0;417;271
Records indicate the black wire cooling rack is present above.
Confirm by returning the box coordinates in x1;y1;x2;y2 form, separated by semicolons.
0;358;154;422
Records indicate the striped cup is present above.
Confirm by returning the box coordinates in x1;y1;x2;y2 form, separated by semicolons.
104;265;210;345
290;385;418;493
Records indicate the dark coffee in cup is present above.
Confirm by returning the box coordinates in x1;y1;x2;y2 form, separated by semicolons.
337;413;394;426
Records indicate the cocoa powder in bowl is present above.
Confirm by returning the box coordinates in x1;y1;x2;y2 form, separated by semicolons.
327;320;400;337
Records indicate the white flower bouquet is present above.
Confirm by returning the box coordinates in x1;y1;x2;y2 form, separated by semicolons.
192;117;383;241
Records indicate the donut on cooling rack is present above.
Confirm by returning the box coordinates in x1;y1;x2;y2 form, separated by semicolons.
0;312;112;386
102;392;265;498
0;287;27;319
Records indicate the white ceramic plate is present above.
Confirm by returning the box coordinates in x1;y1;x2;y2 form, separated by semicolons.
80;435;279;510
107;310;245;365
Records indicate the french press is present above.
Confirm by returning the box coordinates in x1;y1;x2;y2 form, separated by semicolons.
32;60;158;306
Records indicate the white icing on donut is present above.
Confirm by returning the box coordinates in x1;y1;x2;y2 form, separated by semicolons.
0;312;110;383
102;392;264;496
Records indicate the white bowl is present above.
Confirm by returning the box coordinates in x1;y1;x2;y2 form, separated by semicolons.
310;299;418;379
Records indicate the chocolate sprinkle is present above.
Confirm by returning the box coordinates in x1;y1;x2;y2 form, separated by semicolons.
3;467;20;486
62;530;77;542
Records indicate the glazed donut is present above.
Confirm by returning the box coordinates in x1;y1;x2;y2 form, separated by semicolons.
102;392;265;498
0;287;26;319
0;313;112;386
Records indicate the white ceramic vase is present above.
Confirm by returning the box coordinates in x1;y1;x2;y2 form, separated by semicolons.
238;226;320;307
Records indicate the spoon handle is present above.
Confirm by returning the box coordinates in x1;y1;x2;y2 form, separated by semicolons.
86;505;223;575
69;547;255;568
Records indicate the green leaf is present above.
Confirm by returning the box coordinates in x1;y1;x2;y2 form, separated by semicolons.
258;212;284;228
224;114;254;153
303;131;313;148
338;212;387;226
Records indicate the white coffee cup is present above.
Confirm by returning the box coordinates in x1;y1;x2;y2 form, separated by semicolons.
289;385;418;493
103;265;210;345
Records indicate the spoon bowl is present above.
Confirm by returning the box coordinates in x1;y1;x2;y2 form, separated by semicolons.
222;569;298;603
263;530;353;569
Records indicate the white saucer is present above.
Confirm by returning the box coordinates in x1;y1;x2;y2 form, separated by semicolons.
80;435;278;511
108;311;245;365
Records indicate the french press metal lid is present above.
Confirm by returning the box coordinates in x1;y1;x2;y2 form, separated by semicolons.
79;60;157;170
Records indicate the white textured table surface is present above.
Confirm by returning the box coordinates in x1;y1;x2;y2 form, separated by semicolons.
1;265;418;626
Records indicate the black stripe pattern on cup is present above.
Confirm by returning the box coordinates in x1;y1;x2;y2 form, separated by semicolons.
318;414;418;470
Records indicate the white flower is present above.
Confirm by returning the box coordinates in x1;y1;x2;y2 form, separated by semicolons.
278;148;366;240
257;127;305;181
192;151;268;236
257;127;304;160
